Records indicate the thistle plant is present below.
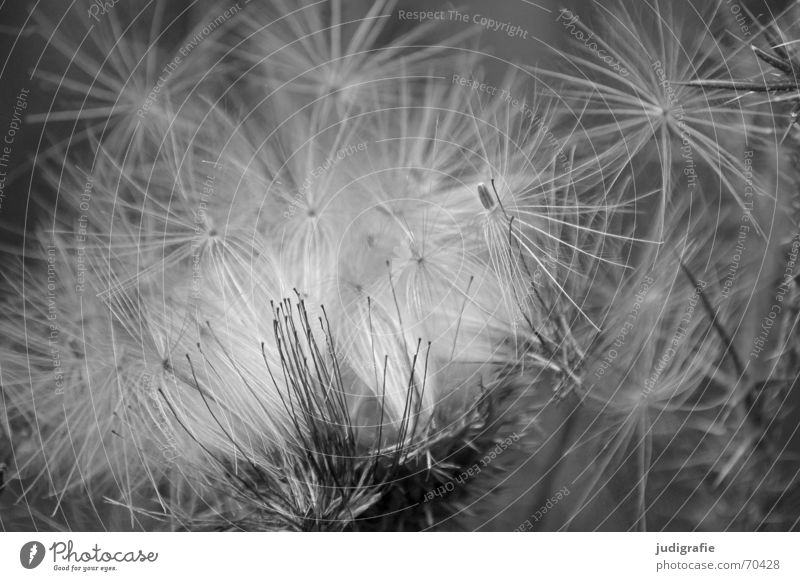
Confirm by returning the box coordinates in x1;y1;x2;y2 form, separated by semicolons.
0;0;797;532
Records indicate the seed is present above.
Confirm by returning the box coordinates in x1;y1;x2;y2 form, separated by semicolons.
477;182;495;210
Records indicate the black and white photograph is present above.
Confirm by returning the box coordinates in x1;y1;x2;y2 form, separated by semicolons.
0;0;798;577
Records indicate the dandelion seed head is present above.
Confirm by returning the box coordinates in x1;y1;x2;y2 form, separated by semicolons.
3;0;786;532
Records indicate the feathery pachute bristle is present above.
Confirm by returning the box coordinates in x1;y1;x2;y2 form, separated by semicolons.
1;0;797;532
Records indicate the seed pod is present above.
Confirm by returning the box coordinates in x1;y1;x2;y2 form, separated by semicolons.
477;182;495;210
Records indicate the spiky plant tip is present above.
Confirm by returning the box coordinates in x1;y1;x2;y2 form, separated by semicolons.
156;296;531;531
